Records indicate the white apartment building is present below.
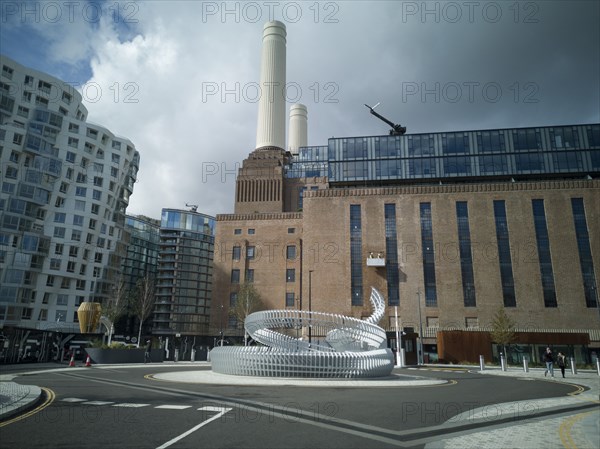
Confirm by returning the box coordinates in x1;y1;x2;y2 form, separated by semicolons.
0;55;140;337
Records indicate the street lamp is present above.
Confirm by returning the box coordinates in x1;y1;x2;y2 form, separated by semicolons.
219;304;224;347
417;290;424;366
308;270;313;346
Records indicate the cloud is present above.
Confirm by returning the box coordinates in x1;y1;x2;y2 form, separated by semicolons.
2;1;598;219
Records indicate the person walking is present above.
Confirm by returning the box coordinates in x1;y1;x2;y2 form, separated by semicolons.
144;339;152;363
557;352;567;378
543;347;554;377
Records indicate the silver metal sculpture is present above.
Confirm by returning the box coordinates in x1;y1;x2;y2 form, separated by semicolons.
210;287;395;378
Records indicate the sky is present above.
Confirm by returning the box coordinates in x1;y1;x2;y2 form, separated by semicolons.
1;1;599;220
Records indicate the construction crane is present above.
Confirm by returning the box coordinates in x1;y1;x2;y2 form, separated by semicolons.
364;103;406;135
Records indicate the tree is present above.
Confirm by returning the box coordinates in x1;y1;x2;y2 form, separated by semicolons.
103;275;129;345
229;282;265;345
133;275;156;348
489;307;516;363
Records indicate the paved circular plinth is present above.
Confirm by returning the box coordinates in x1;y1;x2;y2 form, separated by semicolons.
150;370;447;387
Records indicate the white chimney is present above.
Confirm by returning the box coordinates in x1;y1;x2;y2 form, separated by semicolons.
255;21;286;151
288;103;307;155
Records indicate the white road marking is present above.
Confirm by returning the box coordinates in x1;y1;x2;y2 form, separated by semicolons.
81;401;115;406
198;406;230;412
156;407;232;449
112;403;151;407
60;398;87;402
154;405;192;410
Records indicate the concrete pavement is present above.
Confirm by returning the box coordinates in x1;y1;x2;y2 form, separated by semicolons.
1;362;598;448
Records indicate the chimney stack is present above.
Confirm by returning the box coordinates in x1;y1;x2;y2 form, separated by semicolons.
288;103;307;155
255;21;287;151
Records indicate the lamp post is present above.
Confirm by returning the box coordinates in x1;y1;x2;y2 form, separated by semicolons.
219;304;224;347
395;306;403;367
308;270;313;346
417;290;424;366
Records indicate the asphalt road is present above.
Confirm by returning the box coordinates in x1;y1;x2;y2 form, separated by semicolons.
0;365;584;449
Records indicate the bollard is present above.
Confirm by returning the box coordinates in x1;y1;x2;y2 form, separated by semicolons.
596;358;600;376
174;348;179;362
400;348;406;368
479;355;485;371
500;354;507;371
191;348;196;362
570;357;577;375
523;358;529;373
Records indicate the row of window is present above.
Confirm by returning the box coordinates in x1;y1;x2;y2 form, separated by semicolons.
230;245;297;261
349;198;597;310
230;268;296;284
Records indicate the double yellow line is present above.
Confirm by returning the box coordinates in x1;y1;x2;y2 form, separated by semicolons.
0;387;55;427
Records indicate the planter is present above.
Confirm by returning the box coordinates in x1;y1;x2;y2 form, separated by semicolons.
85;348;164;364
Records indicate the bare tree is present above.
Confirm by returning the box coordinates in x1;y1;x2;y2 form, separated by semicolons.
103;275;129;345
133;275;156;347
489;307;516;363
229;282;265;345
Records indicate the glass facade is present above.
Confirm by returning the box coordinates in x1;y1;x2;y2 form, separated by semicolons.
283;124;599;183
384;204;399;306
571;198;598;308
0;56;140;331
531;200;557;307
153;209;215;335
493;201;516;307
420;203;437;307
456;202;476;307
350;204;363;306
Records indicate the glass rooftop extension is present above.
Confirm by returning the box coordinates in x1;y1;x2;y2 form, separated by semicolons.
285;124;600;184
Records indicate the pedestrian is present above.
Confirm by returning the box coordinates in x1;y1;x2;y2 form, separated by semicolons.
144;340;152;363
543;347;554;377
557;352;566;378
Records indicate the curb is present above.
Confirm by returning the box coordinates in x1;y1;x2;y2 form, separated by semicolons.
0;382;43;421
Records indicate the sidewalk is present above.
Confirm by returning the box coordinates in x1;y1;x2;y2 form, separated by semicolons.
425;365;600;449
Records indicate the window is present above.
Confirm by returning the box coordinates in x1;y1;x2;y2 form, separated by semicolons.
69;246;78;257
384;204;400;306
350;204;363;305
287;228;295;234
248;229;255;235
54;227;65;238
246;246;256;260
13;133;23;145
55;310;67;322
420;203;437;307
286;245;296;260
54;212;66;223
532;200;557;307
94;252;103;263
60;278;71;289
234;229;242;235
571;198;598;308
75;187;86;197
57;294;68;305
456;202;476;307
76;279;86;291
286;269;295;283
69;123;79;133
71;229;81;241
88;219;97;230
54;243;64;255
93;190;102;200
232;246;241;261
286;292;295;307
494;200;516;307
66;151;76;163
230;292;238;306
231;269;240;284
245;269;254;283
46;275;55;287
